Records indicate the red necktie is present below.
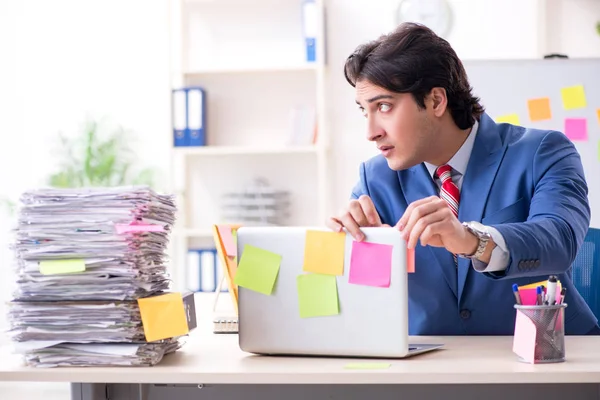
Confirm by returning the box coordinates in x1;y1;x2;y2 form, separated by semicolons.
436;165;460;265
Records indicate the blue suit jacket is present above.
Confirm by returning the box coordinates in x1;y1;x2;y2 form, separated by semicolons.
351;113;597;335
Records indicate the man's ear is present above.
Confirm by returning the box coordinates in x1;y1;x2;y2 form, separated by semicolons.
429;87;448;117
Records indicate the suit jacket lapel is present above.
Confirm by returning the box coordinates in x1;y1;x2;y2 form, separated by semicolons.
457;114;508;301
398;164;458;299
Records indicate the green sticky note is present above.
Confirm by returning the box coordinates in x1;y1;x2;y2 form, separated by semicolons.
234;244;281;295
344;363;391;370
297;274;339;318
39;259;86;275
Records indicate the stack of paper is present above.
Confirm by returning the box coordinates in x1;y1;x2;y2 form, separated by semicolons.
7;186;184;367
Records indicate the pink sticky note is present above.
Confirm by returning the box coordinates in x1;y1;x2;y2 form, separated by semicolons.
406;247;415;273
519;288;538;306
349;241;393;287
115;224;164;234
513;311;537;363
564;118;588;141
217;225;237;257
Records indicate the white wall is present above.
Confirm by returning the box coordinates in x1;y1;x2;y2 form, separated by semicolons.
544;0;600;58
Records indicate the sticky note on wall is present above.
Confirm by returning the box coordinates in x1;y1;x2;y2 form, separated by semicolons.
137;292;189;342
564;118;588;141
496;113;520;125
596;109;600;126
527;98;552;122
348;241;393;287
234;244;281;295
303;230;345;275
297;274;339;318
561;85;587;110
39;259;86;275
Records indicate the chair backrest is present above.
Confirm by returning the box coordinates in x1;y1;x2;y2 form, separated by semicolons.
571;227;600;319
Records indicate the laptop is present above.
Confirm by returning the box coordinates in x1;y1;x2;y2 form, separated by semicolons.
236;226;443;358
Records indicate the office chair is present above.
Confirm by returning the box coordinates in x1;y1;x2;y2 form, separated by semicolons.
571;227;600;319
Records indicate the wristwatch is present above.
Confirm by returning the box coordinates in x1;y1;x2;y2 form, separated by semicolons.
458;221;491;259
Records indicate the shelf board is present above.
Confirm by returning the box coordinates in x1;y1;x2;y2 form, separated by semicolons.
183;64;319;75
174;228;214;238
173;145;319;157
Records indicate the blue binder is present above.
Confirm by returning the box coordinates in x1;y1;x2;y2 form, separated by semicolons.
186;87;206;146
302;0;317;62
172;88;188;147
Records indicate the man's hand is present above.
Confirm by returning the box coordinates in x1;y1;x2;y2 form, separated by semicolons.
397;196;478;256
326;195;389;241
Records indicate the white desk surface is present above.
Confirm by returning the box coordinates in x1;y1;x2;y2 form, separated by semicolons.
1;293;600;385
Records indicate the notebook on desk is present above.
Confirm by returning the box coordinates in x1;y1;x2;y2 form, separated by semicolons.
235;226;443;358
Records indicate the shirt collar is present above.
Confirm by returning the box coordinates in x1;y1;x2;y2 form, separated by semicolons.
424;119;479;179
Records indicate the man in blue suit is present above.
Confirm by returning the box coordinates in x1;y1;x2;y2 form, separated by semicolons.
326;22;599;335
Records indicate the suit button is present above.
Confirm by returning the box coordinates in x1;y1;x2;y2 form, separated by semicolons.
535;260;541;268
460;309;471;319
518;261;524;270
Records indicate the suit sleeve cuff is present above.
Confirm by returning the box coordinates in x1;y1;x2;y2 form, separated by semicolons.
472;226;510;273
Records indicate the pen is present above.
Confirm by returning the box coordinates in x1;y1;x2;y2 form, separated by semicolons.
536;286;543;306
559;287;566;304
512;283;521;305
546;275;557;305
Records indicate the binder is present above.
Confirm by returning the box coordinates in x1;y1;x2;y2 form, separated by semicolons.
186;87;206;146
172;88;188;146
302;0;317;63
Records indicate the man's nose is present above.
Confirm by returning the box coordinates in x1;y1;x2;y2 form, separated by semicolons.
366;118;384;142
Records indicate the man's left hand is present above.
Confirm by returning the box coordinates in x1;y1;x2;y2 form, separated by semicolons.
396;196;478;255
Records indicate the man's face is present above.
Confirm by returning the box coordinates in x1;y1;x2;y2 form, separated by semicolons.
355;79;434;171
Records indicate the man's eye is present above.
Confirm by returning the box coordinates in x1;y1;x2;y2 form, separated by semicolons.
379;103;391;112
359;107;367;117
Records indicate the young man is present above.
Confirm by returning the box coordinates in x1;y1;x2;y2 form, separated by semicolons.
326;22;599;335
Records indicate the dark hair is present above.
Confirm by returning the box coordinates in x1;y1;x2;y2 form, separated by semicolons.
344;22;484;130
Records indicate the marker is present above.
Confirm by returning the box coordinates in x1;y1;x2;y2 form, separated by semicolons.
546;275;557;305
536;286;543;306
512;283;521;305
560;287;566;304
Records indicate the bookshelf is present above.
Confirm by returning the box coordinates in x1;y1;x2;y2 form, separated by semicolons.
167;0;330;291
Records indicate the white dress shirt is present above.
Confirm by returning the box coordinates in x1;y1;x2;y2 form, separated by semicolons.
423;120;510;273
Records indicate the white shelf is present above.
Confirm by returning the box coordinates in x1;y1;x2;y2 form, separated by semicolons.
184;64;319;75
172;145;320;157
173;228;214;238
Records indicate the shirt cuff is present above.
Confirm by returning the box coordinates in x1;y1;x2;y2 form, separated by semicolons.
471;226;510;273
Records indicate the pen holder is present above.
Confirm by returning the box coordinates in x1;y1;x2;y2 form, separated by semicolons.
513;303;567;364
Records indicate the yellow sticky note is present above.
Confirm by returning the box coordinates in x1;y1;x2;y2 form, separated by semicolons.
234;244;281;295
345;363;391;370
137;293;189;342
561;85;587;110
527;98;552;122
303;230;345;275
39;259;85;275
496;113;520;125
297;274;339;318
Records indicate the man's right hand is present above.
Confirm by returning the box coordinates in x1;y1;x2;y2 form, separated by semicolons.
326;195;388;241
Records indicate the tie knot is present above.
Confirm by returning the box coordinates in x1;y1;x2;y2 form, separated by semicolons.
436;165;453;183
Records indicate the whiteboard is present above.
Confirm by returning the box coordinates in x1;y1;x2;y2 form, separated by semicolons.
463;58;600;228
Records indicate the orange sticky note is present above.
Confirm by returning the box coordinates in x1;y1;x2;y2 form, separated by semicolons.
406;247;415;273
513;311;537;363
496;113;520;125
303;230;345;275
561;85;586;110
527;98;552;122
137;293;189;342
596;109;600;126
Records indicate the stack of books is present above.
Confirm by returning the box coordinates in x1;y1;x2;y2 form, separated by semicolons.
7;186;195;367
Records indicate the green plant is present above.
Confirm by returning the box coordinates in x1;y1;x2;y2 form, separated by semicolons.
48;120;156;188
597;21;600;36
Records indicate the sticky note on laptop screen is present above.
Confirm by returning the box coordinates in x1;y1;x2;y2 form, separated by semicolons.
234;245;281;295
349;241;393;287
303;230;345;275
297;274;339;318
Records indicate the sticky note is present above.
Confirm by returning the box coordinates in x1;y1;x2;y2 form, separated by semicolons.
137;293;189;342
344;363;391;369
564;118;588;141
39;259;86;275
527;98;552;122
349;241;393;287
496;113;520;125
303;230;345;275
297;274;339;318
561;85;587;110
513;311;537;363
234;244;281;295
115;224;164;234
217;225;237;257
596;109;600;126
407;247;415;273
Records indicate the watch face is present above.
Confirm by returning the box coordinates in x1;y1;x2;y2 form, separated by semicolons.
468;221;487;233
